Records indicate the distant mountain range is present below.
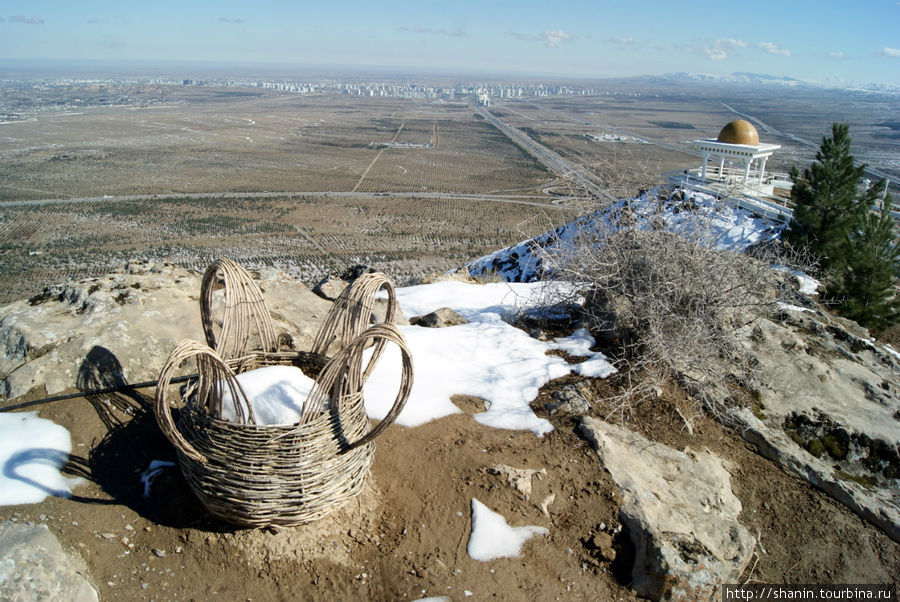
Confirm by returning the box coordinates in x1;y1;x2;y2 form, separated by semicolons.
632;72;900;94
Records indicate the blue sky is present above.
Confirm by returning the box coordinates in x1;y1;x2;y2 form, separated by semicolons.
1;1;898;84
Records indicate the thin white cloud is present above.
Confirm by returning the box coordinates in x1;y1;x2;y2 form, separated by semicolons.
606;36;636;45
542;29;573;48
506;29;575;48
9;15;44;25
829;50;845;60
879;47;900;57
399;25;469;38
219;17;244;24
691;38;748;60
716;38;748;50
757;41;791;56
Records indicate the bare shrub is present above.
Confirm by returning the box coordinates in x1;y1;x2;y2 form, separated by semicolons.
541;192;783;419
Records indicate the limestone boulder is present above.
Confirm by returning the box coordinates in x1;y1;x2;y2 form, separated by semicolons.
579;417;755;602
0;521;98;602
719;307;900;542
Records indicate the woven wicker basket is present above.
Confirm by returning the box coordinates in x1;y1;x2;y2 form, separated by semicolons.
154;260;411;527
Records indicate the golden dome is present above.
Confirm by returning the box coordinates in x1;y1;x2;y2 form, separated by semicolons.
716;119;759;145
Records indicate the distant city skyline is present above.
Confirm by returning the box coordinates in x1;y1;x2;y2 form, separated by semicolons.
1;1;898;85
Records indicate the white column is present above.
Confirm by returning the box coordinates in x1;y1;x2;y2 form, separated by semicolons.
718;156;725;179
701;150;709;183
742;158;752;191
758;156;769;186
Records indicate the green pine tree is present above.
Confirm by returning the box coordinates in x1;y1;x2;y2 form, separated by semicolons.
784;122;868;271
828;193;900;330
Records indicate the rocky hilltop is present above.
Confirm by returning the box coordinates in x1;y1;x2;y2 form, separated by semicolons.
0;260;898;601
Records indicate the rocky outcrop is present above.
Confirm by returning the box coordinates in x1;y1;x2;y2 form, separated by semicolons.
720;306;900;543
579;418;755;602
0;261;332;400
0;521;98;601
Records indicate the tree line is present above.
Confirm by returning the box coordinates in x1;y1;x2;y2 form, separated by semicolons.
785;122;899;331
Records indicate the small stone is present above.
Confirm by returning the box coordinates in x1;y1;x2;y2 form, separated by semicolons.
591;531;613;551
152;548;167;558
174;546;184;554
124;524;134;532
546;384;590;415
101;533;117;541
409;307;467;328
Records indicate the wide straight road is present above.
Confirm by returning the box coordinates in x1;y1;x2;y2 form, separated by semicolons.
475;104;619;204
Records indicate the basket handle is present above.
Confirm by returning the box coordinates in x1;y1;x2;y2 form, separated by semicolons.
311;272;398;379
200;258;279;360
154;339;256;463
302;323;412;452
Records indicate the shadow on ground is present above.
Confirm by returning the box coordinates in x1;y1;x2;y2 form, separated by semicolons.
71;345;233;531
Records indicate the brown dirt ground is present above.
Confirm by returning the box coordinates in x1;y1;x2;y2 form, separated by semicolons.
2;367;899;601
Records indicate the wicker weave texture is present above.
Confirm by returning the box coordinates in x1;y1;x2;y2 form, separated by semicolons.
154;261;413;527
201;258;279;359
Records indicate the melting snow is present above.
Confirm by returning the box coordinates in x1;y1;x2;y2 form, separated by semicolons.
140;460;176;499
220;364;316;425
0;279;616;508
772;264;821;295
467;498;548;561
365;281;614;436
0;412;84;505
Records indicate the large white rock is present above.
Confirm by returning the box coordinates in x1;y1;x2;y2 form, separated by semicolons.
0;521;98;602
725;309;900;543
579;417;755;602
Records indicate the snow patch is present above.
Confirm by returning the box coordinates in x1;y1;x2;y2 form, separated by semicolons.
467;498;548;561
220;365;316;425
0;412;84;505
140;460;176;499
773;265;821;295
364;281;614;436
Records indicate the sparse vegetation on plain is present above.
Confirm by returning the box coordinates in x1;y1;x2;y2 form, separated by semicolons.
0;93;553;202
0;193;577;304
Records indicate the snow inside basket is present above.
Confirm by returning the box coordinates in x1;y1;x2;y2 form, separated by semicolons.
219;364;317;425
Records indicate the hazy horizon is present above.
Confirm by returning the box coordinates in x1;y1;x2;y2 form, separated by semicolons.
1;1;899;86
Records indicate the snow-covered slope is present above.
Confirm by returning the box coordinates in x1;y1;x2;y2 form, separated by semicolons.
465;189;784;283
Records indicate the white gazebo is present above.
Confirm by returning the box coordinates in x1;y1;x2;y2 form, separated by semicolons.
693;119;781;192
